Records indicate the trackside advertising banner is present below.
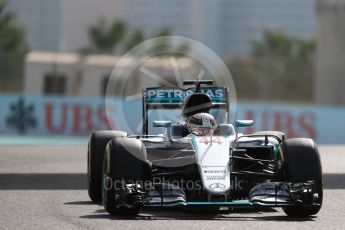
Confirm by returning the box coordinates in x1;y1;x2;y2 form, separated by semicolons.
0;95;110;135
0;94;344;144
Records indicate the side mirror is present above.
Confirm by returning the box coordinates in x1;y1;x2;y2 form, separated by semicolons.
153;120;171;128
235;120;254;128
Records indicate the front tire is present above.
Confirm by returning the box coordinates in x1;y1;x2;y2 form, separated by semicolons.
280;138;323;217
103;138;149;215
88;130;127;202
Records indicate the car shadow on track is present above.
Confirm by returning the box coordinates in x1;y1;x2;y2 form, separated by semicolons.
0;173;86;190
70;201;316;222
64;201;95;205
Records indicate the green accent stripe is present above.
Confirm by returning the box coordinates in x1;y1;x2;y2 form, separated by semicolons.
145;202;187;207
187;201;252;206
145;201;253;207
191;136;198;152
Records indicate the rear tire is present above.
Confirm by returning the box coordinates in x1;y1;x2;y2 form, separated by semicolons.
280;138;323;217
103;138;149;215
88;130;127;202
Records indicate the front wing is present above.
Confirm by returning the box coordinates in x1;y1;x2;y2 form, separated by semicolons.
141;181;319;209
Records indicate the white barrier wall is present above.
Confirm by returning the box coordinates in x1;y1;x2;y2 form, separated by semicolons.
0;94;344;144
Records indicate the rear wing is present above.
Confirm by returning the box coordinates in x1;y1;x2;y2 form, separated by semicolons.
142;87;230;134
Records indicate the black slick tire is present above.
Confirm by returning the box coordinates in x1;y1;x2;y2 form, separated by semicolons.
88;130;127;202
280;138;323;217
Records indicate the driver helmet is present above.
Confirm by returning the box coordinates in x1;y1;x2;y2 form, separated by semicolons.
187;112;217;136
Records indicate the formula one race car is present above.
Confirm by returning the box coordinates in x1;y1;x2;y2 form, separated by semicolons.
87;80;323;217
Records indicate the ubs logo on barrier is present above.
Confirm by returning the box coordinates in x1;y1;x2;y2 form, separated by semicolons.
6;97;37;133
2;95;111;135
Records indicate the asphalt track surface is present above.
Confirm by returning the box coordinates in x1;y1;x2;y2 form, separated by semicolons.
0;145;345;230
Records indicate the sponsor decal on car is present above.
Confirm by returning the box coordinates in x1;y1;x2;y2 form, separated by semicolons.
209;183;226;191
145;87;226;104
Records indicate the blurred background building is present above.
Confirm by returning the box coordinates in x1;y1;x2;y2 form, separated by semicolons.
314;0;345;105
8;0;315;56
24;52;198;97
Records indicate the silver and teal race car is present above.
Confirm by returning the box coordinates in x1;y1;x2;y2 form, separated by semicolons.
87;80;323;217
